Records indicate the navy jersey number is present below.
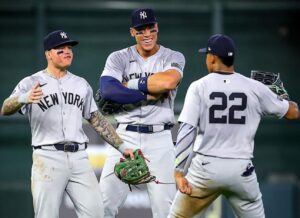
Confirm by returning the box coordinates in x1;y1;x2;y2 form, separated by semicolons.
209;92;247;124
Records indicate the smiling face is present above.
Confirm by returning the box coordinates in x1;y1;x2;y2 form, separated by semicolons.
45;45;73;70
130;23;159;58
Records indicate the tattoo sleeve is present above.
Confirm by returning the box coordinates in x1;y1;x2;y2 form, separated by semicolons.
1;96;24;115
88;110;123;149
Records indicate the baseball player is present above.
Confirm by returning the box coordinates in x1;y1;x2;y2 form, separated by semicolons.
1;30;134;218
98;8;185;218
168;34;299;218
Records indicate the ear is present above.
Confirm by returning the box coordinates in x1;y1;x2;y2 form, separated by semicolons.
211;55;217;64
45;50;52;60
155;23;159;33
207;53;214;64
130;28;135;37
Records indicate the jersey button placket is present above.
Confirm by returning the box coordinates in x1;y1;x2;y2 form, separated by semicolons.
58;80;66;140
60;85;66;116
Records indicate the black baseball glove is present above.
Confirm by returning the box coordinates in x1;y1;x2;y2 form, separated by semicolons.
250;70;290;100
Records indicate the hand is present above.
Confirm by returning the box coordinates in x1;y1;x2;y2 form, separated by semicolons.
18;82;43;104
122;148;135;160
175;171;192;195
29;83;43;104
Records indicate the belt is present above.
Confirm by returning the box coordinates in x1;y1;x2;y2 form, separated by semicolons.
117;123;173;134
33;143;87;152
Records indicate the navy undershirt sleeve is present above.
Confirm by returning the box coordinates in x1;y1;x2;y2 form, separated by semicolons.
100;76;147;104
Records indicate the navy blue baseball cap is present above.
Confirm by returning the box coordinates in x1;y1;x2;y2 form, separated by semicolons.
131;8;157;28
199;34;235;57
43;30;79;51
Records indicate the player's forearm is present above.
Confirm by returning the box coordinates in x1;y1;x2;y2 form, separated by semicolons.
126;70;181;94
147;70;181;94
88;110;123;149
1;97;23;115
100;76;146;104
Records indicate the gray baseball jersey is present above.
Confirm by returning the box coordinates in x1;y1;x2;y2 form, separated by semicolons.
101;45;185;124
100;45;185;218
179;72;289;159
10;70;98;146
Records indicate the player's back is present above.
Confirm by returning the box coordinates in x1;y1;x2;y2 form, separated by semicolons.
184;72;287;159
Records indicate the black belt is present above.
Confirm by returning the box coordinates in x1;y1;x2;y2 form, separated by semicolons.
34;143;87;152
118;124;173;134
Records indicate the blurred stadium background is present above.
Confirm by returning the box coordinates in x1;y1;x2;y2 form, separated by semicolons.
0;0;300;217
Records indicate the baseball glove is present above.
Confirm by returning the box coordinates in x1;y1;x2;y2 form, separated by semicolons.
114;149;156;186
250;70;290;100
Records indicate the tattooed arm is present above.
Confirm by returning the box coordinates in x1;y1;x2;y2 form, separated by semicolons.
1;83;43;116
88;110;134;158
1;96;24;115
88;110;123;147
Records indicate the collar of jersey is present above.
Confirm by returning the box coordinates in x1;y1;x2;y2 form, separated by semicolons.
43;69;70;79
213;71;234;75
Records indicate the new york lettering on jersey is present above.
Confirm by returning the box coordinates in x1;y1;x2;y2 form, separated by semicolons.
37;91;84;112
123;72;154;82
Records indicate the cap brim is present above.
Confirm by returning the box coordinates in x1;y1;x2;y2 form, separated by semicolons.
132;21;157;28
198;48;207;53
52;40;79;49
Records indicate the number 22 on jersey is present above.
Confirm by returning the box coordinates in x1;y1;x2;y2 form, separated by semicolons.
209;92;247;124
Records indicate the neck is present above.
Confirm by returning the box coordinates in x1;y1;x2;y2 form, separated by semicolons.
214;69;234;73
136;44;159;59
212;65;234;74
46;66;67;79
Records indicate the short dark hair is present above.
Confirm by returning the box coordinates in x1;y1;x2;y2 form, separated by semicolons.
218;56;234;67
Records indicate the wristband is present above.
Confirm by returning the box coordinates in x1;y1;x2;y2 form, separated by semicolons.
138;77;148;93
127;79;139;90
18;92;30;104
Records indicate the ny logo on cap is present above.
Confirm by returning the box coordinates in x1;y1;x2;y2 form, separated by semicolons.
140;11;147;20
60;32;67;39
